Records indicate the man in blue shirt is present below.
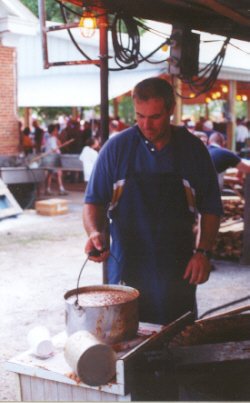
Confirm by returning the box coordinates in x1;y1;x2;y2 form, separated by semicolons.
83;77;222;325
208;131;250;190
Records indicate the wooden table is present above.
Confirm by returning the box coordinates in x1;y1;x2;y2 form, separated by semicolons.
5;323;164;402
170;339;250;400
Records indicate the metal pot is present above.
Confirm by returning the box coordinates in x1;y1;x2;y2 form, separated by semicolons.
64;284;140;344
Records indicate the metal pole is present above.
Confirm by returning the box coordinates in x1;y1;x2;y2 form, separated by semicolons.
172;76;182;125
38;0;49;69
228;80;237;151
241;174;250;265
99;11;109;145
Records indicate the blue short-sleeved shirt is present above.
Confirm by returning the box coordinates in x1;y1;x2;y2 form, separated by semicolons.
208;144;241;174
85;125;223;217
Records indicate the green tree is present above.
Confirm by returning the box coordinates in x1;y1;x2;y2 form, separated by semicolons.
20;0;80;22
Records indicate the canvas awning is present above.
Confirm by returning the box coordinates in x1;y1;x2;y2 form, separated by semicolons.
1;1;250;107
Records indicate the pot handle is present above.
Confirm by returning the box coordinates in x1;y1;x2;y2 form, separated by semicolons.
75;248;114;305
75;255;90;305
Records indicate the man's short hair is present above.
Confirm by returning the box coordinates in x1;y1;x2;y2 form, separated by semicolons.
48;124;57;134
86;137;98;147
132;77;175;111
203;120;214;131
209;132;225;146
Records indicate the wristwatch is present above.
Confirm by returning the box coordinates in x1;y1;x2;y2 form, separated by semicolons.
194;248;212;259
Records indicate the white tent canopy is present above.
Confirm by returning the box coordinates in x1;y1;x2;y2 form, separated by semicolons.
1;0;250;107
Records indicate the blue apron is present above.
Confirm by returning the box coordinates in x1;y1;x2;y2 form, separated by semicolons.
108;134;197;325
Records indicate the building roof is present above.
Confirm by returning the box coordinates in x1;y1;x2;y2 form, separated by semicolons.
0;0;38;35
1;0;250;106
65;0;250;42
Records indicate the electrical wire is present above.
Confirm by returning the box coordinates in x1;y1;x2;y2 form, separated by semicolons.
55;2;170;71
55;0;107;20
111;12;140;68
228;41;250;55
110;12;170;71
174;37;230;99
59;1;99;65
55;0;83;18
53;1;233;98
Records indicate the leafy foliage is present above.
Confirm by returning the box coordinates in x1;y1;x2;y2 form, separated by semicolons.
19;107;73;125
20;0;79;22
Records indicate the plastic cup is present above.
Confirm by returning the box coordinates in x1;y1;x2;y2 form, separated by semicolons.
27;326;54;358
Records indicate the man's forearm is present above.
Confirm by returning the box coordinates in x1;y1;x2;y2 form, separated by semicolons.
83;203;110;259
184;213;221;284
83;203;108;236
198;213;221;251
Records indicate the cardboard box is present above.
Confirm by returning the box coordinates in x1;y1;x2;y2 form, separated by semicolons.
35;198;68;216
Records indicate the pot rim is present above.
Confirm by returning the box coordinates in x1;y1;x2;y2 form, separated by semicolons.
64;284;140;308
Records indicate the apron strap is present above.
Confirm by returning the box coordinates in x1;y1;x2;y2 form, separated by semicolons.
126;129;141;178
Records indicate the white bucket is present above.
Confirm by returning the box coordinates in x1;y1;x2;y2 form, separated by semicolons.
64;330;116;386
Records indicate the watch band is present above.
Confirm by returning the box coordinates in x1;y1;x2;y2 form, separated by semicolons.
194;248;212;259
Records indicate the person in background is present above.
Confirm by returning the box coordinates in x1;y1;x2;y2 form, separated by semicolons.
235;118;249;153
185;120;195;134
194;116;206;131
193;130;208;146
22;127;34;156
82;121;92;145
83;77;222;326
42;123;68;196
79;137;100;190
246;120;250;138
208;131;250;190
202;120;215;138
32;120;44;154
109;120;120;139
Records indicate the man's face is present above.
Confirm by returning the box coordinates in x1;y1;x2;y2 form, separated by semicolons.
134;97;173;147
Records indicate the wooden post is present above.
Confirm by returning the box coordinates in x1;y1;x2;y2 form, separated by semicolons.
99;11;109;144
113;97;119;118
71;107;78;120
172;76;182;125
247;98;250;120
227;80;237;151
24;107;30;128
241;174;250;265
205;103;209;120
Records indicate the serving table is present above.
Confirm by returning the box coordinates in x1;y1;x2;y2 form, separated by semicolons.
6;322;165;401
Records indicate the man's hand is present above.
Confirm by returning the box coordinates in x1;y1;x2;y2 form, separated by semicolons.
183;253;211;285
85;231;109;263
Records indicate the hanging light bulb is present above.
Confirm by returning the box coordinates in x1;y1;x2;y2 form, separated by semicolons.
79;10;97;38
161;44;169;52
221;84;228;93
